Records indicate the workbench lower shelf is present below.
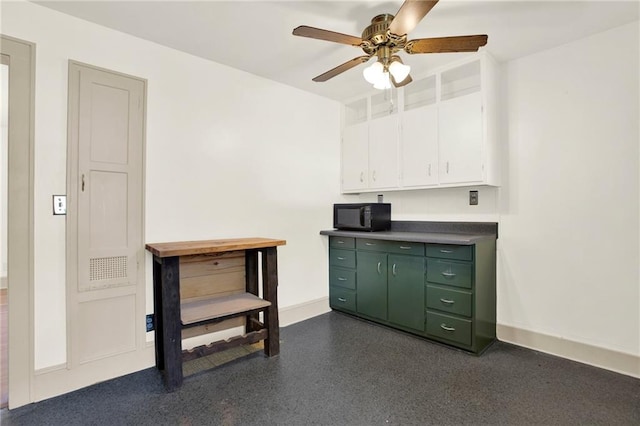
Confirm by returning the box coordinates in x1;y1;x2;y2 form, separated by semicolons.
181;292;271;326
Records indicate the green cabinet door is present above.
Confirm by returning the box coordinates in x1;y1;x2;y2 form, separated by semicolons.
356;251;388;321
388;255;425;331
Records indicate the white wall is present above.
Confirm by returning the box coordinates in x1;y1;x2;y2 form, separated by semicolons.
2;1;341;370
500;21;639;356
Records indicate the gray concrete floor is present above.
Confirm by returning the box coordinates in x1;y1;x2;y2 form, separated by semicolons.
2;311;639;425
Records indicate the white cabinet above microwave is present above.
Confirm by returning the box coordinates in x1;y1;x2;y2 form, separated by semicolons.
340;52;500;194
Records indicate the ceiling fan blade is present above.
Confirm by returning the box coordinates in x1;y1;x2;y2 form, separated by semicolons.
405;35;488;54
391;74;413;88
312;56;372;82
293;25;362;46
389;0;439;36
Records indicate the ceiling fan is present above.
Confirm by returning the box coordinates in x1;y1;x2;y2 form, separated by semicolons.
292;0;487;89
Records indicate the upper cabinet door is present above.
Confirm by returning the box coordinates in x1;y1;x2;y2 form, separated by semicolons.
342;122;369;191
402;74;438;187
369;114;399;189
368;91;399;190
438;91;483;184
401;105;438;187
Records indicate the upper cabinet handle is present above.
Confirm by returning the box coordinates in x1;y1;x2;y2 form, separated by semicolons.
81;174;85;192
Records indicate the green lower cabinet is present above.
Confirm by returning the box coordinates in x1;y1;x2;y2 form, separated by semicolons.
388;255;425;332
327;235;496;355
356;251;388;321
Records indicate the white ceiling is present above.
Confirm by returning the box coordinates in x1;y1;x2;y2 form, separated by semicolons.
34;0;640;102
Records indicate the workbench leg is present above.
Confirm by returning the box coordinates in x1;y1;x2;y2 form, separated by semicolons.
262;247;280;356
245;250;260;333
152;256;165;370
160;256;183;391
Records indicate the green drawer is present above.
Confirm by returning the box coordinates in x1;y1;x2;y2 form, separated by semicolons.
426;244;473;261
426;285;472;317
426;311;472;346
356;238;390;252
330;249;356;269
329;267;356;290
330;287;356;312
385;241;425;256
330;236;355;249
427;259;472;289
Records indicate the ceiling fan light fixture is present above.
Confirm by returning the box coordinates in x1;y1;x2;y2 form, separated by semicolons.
389;60;411;83
373;72;392;90
363;61;384;84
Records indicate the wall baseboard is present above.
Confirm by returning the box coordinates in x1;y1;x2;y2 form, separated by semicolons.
279;297;330;327
497;324;640;378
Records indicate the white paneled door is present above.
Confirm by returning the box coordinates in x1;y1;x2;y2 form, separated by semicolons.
61;62;150;393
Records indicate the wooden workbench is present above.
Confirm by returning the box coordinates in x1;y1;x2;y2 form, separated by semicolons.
145;237;286;391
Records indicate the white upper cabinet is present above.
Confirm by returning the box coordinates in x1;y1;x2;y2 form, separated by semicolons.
342;99;369;191
439;91;483;183
341;52;499;194
342;122;369;191
401;75;438;187
368;91;399;190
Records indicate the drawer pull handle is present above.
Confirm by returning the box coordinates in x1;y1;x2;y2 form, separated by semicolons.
441;271;456;278
336;240;345;244
338;298;347;303
399;246;412;250
337;277;347;281
440;298;455;305
337;256;346;260
365;242;376;246
440;249;454;253
377;262;382;274
440;324;456;332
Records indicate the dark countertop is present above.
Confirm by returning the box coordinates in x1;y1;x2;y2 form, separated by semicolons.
320;221;498;246
320;229;494;245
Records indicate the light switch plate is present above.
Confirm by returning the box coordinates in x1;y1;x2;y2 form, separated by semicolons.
53;195;66;215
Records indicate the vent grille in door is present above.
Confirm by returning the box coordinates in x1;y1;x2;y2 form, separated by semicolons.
89;256;127;281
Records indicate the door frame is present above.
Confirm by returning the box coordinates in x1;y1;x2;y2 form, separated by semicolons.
1;34;36;409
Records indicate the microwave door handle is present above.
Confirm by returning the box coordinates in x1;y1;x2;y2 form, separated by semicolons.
360;207;366;227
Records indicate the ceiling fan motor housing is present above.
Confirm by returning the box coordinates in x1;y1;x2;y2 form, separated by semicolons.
362;14;394;45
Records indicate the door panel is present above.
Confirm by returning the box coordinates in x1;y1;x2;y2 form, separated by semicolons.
77;293;136;363
388;255;425;331
89;83;130;164
356;251;387;320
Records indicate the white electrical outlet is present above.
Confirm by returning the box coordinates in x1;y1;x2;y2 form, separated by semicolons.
53;195;66;215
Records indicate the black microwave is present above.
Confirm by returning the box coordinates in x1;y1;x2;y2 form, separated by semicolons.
333;203;391;231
